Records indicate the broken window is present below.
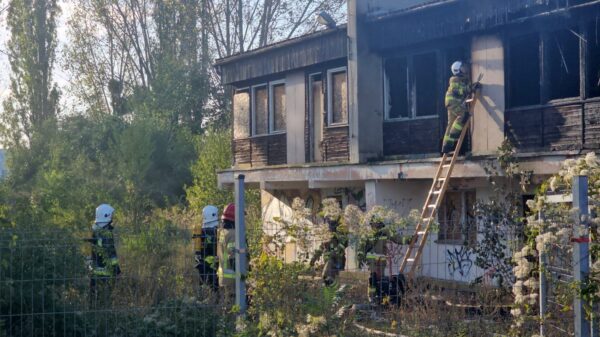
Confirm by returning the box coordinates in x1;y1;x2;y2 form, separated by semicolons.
328;68;348;125
588;21;600;98
508;34;541;107
548;28;580;100
385;57;409;119
414;52;438;117
384;52;439;119
271;82;286;132
233;89;250;139
438;190;476;245
253;85;268;135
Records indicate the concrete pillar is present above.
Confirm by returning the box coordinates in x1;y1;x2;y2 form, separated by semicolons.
471;35;505;155
347;0;384;163
285;71;306;164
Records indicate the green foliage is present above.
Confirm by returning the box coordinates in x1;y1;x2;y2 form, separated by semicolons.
2;0;60;145
187;129;256;212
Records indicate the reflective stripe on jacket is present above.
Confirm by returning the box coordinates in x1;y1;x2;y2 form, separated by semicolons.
445;75;471;107
91;226;120;277
217;228;236;281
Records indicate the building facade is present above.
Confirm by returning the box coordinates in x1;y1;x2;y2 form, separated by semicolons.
216;0;600;283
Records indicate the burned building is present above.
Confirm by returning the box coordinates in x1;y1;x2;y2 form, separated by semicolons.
216;0;600;283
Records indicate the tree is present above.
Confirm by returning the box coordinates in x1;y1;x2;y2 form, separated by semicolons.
1;0;60;146
206;0;347;58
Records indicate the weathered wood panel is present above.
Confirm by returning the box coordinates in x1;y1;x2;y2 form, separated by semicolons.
233;138;252;166
506;108;543;150
543;105;582;151
217;28;347;84
383;118;440;156
233;134;287;167
584;101;600;149
322;126;349;162
506;103;586;151
369;0;600;51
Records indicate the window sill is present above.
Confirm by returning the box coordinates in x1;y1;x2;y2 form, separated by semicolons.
237;132;287;140
325;123;349;129
507;96;600;112
384;115;439;122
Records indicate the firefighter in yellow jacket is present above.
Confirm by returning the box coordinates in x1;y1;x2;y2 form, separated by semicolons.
442;61;481;154
217;203;236;297
88;204;121;307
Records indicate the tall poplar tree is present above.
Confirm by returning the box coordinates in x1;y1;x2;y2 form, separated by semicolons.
1;0;60;146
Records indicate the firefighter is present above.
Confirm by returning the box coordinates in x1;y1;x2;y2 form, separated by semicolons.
442;61;481;154
362;221;411;305
217;203;236;298
310;211;347;286
193;205;219;292
88;204;121;307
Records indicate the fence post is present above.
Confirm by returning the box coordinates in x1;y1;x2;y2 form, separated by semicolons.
572;175;591;337
235;174;247;315
539;210;547;337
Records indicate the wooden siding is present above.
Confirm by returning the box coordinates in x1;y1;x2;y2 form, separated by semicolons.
322;126;349;162
369;0;600;51
383;118;441;156
506;100;600;151
217;28;347;85
233;134;287;167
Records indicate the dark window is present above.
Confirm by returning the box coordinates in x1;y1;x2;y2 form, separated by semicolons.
508;34;541;107
588;21;600;98
547;28;580;100
414;52;438;117
253;85;268;135
385;57;409;119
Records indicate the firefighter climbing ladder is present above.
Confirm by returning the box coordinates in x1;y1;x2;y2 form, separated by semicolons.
399;94;478;279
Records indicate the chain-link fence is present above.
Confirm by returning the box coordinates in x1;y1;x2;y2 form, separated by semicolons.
0;226;230;337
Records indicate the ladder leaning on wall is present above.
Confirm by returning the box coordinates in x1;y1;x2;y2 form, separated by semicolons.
398;90;480;279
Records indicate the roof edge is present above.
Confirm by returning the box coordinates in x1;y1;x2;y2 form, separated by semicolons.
214;24;347;67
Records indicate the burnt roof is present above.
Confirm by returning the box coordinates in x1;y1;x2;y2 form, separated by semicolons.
215;25;347;85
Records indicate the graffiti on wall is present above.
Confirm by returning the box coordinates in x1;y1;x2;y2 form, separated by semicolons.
446;246;473;278
382;198;415;216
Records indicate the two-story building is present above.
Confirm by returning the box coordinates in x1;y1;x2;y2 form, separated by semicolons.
216;0;600;283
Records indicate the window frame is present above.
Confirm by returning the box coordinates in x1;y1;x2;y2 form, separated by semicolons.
233;87;251;139
326;67;349;126
308;72;324;162
436;190;477;246
383;53;440;121
251;83;269;136
268;79;287;134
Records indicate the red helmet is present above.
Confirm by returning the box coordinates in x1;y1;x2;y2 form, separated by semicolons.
222;203;235;222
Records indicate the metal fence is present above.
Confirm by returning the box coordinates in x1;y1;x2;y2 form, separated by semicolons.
0;227;228;337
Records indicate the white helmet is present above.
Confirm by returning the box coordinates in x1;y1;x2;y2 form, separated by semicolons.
451;61;464;76
95;204;115;226
202;205;219;228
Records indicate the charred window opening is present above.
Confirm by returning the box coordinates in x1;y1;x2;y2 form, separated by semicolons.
589;20;600;98
252;85;269;135
385;57;409;119
270;82;286;132
438;190;476;245
384;52;439;120
508;34;541;107
233;89;250;139
548;28;580;100
415;52;438;117
327;68;348;125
